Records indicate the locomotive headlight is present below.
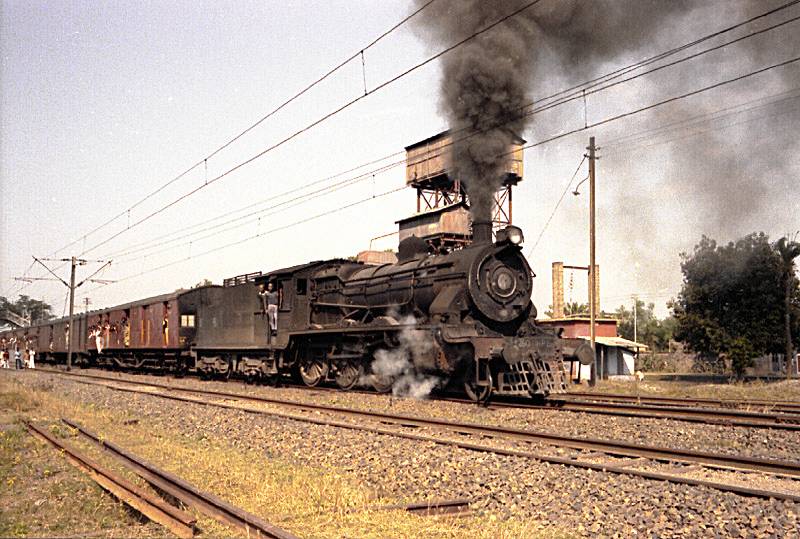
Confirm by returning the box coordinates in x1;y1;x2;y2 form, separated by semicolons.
506;226;524;245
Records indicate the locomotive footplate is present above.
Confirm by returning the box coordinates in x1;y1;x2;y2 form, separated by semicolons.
498;336;567;396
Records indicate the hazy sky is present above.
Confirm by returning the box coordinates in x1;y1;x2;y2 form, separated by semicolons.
2;0;798;319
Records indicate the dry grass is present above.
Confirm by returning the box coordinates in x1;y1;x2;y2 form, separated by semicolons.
0;383;163;538
0;375;573;538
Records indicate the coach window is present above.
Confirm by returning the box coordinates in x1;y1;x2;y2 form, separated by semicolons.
278;279;291;311
296;278;307;296
180;315;195;328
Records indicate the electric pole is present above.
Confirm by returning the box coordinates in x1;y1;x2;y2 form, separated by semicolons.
21;256;113;372
588;136;598;386
632;294;638;345
67;257;77;371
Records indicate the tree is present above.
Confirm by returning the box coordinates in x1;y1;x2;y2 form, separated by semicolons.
672;233;797;378
775;236;800;379
564;301;588;316
615;300;675;352
0;295;54;323
544;301;588;318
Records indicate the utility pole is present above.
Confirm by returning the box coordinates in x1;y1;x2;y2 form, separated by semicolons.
588;136;598;386
83;297;92;312
67;257;77;371
23;256;113;372
632;294;638;344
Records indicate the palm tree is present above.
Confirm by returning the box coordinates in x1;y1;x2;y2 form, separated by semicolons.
775;236;800;379
564;301;589;316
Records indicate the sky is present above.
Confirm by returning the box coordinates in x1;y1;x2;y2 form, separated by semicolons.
1;0;798;320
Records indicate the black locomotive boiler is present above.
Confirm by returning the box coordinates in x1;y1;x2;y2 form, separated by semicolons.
196;221;570;400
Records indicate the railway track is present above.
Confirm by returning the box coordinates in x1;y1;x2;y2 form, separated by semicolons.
23;368;800;503
59;418;300;539
533;398;800;430
563;390;800;414
25;420;197;538
27;414;299;539
33;366;800;430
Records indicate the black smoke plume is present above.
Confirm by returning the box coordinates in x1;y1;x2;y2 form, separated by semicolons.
412;0;691;223
414;0;799;303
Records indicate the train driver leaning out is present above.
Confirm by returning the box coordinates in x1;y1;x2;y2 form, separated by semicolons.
259;282;280;335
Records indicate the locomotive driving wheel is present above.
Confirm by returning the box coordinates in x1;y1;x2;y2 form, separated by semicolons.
370;373;394;393
335;361;361;390
463;361;492;402
299;358;328;387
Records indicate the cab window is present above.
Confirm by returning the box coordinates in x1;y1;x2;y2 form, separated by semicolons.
180;314;196;328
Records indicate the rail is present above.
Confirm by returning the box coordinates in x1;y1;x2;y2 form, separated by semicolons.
61;418;299;539
29;369;800;503
24;420;196;538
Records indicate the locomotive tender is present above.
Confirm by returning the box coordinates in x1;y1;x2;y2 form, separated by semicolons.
1;222;573;400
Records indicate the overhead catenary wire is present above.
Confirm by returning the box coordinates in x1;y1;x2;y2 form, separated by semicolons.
527;156;587;256
83;5;800;266
75;0;548;260
17;2;800;306
25;0;800;268
515;11;800;131
522;0;800;114
521;55;800;257
27;0;800;274
6;1;439;296
516;56;800;157
87;54;800;305
40;0;439;262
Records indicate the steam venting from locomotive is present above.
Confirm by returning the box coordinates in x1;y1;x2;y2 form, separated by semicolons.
370;314;443;399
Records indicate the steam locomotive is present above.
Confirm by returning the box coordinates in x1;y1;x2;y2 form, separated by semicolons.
1;222;583;400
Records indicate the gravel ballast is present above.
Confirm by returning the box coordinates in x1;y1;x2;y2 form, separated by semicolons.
10;369;800;538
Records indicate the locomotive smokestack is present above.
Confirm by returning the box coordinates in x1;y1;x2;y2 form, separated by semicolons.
472;221;493;245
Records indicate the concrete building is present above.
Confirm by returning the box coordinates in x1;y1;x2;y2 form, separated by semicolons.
539;316;648;382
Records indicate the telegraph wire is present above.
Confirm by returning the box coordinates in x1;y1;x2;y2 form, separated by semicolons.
607;98;800;156
602;88;800;151
75;0;547;260
81;3;800;265
109;161;405;262
40;0;439;263
16;2;799;303
100;157;405;260
83;185;407;296
528;156;587;256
